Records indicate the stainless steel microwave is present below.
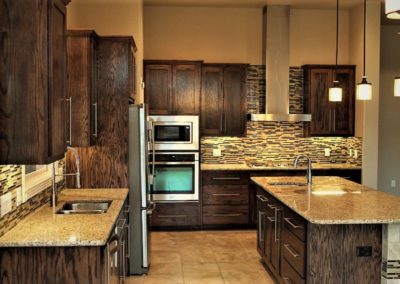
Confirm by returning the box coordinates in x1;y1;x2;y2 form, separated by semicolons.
148;115;199;151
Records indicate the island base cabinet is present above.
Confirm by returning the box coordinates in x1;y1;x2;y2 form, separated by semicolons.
0;246;108;284
307;223;382;284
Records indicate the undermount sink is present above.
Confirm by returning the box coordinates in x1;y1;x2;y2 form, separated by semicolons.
57;200;112;214
268;182;308;187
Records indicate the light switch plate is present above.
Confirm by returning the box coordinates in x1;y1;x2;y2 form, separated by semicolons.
1;192;12;217
324;148;331;157
213;148;222;157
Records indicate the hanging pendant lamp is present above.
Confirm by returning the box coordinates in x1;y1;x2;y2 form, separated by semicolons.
385;0;400;19
329;0;342;102
356;0;372;100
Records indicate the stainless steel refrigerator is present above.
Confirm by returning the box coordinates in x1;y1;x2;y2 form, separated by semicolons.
128;104;154;275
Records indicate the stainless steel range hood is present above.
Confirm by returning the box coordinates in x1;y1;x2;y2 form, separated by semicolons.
250;6;311;122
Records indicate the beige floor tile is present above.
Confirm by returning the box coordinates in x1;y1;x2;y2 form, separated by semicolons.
148;262;182;276
151;250;181;264
218;262;269;283
142;274;184;284
182;262;220;273
126;276;144;284
214;251;251;262
183;271;225;284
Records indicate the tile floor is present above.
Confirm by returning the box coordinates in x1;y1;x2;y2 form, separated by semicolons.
126;230;275;284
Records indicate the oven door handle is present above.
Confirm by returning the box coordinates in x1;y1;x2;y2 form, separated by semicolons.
149;162;197;165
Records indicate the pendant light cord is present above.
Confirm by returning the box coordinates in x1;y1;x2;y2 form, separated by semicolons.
363;0;366;76
335;0;339;81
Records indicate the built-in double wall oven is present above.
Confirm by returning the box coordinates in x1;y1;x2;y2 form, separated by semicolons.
148;115;199;201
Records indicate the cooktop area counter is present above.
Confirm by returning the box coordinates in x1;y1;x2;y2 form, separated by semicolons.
0;188;128;247
201;163;361;171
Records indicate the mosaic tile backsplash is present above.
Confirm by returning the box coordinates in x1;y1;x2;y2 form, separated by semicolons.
201;66;362;165
0;162;64;237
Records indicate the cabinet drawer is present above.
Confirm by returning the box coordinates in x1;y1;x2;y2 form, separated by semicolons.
281;258;305;284
203;205;248;225
283;209;307;241
151;202;199;227
203;185;249;205
202;172;249;185
282;229;306;277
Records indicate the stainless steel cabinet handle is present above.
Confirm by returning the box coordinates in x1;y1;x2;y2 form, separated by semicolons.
267;204;276;210
212;213;241;217
283;277;291;284
258;211;265;242
121;241;126;281
256;195;269;202
212;193;240;196
283;244;299;258
266;217;276;222
124;204;130;213
66;97;72;145
116;218;127;232
284;217;303;229
93;103;98;137
212;177;241;180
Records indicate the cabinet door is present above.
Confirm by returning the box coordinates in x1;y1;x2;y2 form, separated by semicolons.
145;64;172;115
201;66;224;135
172;64;200;115
67;31;97;147
48;0;67;161
308;69;332;136
223;65;247;136
332;68;355;136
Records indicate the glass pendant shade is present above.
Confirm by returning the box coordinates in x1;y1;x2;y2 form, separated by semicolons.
329;81;343;102
386;0;400;19
395;77;400;97
356;77;372;100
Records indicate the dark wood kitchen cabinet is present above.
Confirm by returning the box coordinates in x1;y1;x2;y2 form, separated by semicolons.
150;202;200;229
201;64;247;137
66;30;99;147
144;60;201;115
0;0;69;164
303;65;355;137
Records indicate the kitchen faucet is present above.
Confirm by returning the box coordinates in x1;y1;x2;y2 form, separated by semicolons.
293;154;312;185
51;147;81;207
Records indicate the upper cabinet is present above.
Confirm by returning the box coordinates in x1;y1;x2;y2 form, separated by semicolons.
66;30;98;147
201;64;247;137
303;65;355;137
0;0;69;164
144;60;201;115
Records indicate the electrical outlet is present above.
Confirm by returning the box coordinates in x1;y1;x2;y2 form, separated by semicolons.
349;149;353;157
324;148;331;157
354;150;358;159
15;187;22;207
391;180;397;188
213;148;222;157
1;192;12;217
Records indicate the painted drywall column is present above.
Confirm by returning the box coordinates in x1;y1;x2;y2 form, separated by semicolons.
67;0;144;103
378;25;400;195
350;1;381;188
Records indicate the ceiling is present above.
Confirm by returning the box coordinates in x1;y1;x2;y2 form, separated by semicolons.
143;0;381;9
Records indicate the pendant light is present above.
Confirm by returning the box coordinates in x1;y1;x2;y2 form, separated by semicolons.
329;0;343;102
395;77;400;97
356;0;372;100
385;0;400;19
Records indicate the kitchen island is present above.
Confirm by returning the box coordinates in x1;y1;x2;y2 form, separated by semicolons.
252;176;400;284
0;188;128;284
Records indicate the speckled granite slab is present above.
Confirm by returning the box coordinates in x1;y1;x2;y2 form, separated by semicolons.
201;163;361;171
251;176;400;225
0;188;128;247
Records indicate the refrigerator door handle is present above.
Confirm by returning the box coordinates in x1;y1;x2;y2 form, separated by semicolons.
146;202;156;214
141;210;149;268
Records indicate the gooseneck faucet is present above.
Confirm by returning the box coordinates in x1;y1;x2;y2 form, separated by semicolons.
293;154;312;185
51;146;81;207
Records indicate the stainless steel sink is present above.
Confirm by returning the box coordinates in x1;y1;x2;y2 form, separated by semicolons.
57;200;112;214
268;182;308;187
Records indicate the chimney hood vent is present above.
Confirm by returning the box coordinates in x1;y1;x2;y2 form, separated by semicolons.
250;5;311;122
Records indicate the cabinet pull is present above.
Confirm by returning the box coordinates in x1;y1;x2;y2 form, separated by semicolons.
66;97;72;145
284;217;303;229
124;204;130;213
284;244;299;258
266;217;276;222
283;277;292;284
158;215;187;218
267;204;276;210
212;213;241;217
258;211;265;241
116;218;127;231
256;195;269;202
212;193;240;196
93;102;98;137
212;177;241;180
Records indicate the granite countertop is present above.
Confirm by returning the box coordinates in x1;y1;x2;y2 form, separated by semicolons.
251;176;400;225
201;162;361;171
0;188;128;247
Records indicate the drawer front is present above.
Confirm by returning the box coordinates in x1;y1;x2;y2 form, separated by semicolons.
282;229;306;277
203;205;248;225
203;185;249;205
202;171;249;185
151;202;199;227
281;258;305;284
283;209;307;241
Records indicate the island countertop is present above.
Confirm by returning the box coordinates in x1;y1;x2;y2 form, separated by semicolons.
251;176;400;224
0;188;128;247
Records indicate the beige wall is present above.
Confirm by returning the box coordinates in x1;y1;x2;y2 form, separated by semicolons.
349;2;381;189
378;25;400;195
67;0;145;103
144;6;263;64
289;9;350;66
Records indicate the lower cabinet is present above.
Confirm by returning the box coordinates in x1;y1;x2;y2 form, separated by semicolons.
150;202;200;229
